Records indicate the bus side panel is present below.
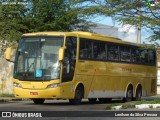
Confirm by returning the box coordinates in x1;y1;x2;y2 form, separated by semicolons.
87;61;125;98
75;60;156;99
144;66;157;96
75;60;95;98
60;82;75;99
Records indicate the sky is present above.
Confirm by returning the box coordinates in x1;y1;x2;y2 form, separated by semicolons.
89;15;151;44
0;0;156;45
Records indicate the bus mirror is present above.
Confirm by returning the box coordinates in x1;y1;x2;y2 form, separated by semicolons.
6;47;11;61
58;47;66;61
5;47;15;63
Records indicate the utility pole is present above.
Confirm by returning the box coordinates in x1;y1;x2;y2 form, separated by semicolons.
137;24;141;44
137;0;142;44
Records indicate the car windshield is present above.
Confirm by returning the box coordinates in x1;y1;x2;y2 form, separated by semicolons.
14;36;63;81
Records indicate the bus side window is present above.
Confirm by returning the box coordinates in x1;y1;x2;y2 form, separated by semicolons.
131;48;137;62
120;46;131;62
86;41;92;59
148;50;156;65
79;38;92;59
108;44;119;61
93;42;106;60
140;50;148;64
79;39;86;59
131;48;141;63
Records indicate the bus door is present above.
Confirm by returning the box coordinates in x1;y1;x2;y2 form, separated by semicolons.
61;36;77;98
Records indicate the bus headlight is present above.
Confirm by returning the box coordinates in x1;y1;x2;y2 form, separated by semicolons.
47;83;60;88
13;82;22;88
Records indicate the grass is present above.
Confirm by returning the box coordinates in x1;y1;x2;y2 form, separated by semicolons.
135;99;160;104
106;99;160;110
106;104;113;110
0;94;14;97
149;105;153;109
121;104;136;109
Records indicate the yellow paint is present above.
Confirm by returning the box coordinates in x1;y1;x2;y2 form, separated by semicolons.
12;31;157;99
5;47;11;61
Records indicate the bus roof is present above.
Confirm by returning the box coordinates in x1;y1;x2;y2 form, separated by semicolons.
22;31;139;46
22;32;66;36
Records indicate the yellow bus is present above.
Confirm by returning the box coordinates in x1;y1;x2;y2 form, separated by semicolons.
6;31;157;104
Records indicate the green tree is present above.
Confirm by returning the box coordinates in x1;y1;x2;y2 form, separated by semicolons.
78;0;160;42
0;0;23;41
0;0;93;41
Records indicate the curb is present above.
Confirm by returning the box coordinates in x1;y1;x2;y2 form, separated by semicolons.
0;98;29;103
111;104;160;110
0;99;9;103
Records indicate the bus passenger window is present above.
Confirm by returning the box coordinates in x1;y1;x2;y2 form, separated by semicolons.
140;50;148;64
93;42;106;60
148;50;156;65
131;48;136;62
108;44;119;61
131;48;141;63
120;46;131;62
79;38;92;59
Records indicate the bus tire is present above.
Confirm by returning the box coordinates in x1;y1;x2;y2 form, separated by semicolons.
135;86;142;101
69;85;84;105
32;99;45;104
123;85;133;102
88;98;97;103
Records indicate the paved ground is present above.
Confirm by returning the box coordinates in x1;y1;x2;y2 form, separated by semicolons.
1;94;160;103
0;95;160;120
0;97;26;103
0;99;160;120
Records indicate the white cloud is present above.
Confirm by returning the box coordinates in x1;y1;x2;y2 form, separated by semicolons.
118;24;136;33
118;24;138;43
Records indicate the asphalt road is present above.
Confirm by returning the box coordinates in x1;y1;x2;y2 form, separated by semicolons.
0;98;160;120
0;99;126;111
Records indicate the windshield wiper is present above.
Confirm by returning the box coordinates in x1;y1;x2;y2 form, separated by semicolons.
27;62;34;72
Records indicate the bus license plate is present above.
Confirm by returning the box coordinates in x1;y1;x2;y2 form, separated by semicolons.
30;92;38;95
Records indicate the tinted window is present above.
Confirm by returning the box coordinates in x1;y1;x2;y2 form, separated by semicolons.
108;44;119;61
79;38;92;59
62;36;77;82
148;50;156;65
131;48;141;63
120;46;131;62
93;42;106;60
140;50;148;64
79;38;156;66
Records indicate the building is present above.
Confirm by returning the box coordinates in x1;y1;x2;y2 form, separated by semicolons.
157;48;160;84
89;23;118;38
157;48;160;94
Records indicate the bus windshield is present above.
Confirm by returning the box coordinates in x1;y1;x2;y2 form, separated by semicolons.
14;36;63;81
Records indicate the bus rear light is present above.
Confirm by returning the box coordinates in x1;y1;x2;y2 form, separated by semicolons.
13;82;22;88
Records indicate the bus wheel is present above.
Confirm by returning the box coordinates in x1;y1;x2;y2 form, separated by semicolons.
135;86;142;101
32;99;45;104
124;85;133;102
69;85;84;105
88;98;97;103
98;98;112;103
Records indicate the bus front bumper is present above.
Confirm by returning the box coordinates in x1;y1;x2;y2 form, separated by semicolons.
13;87;61;99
